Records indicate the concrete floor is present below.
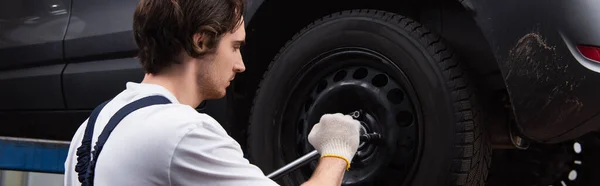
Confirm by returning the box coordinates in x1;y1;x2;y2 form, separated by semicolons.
0;170;63;186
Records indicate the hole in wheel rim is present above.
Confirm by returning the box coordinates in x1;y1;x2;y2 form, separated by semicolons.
397;111;413;126
353;68;368;79
333;70;347;82
388;88;404;104
372;74;388;87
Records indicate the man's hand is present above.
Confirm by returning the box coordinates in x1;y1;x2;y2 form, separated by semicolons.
300;113;361;186
308;113;361;168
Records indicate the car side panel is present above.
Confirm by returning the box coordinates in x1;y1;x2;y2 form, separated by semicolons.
462;0;600;143
63;0;139;62
0;65;66;110
62;0;140;110
62;0;229;124
62;58;144;108
0;0;70;110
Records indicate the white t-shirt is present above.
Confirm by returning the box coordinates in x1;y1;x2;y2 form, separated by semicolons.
64;82;279;186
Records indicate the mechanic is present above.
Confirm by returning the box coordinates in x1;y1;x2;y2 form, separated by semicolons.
62;0;361;186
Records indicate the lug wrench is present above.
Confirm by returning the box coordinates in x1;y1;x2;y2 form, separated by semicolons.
266;110;381;180
267;132;382;180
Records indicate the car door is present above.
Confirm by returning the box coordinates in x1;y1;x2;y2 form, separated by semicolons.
0;0;70;110
62;0;143;109
62;0;228;125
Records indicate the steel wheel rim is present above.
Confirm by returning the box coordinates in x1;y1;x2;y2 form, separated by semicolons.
276;47;423;185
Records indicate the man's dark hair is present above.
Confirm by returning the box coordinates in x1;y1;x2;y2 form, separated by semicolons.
133;0;245;74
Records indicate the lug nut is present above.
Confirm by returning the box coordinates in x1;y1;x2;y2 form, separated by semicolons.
360;133;382;143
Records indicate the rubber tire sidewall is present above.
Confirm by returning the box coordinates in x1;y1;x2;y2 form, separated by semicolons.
249;12;461;186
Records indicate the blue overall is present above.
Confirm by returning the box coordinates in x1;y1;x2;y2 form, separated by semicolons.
74;95;172;186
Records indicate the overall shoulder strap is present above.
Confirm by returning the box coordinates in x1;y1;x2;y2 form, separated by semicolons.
75;99;111;183
77;95;172;186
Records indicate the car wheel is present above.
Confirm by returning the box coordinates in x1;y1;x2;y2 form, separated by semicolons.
247;9;491;186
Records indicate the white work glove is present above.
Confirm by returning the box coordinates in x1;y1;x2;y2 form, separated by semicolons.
308;113;361;170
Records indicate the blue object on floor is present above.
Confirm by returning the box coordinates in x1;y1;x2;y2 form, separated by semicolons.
0;137;70;174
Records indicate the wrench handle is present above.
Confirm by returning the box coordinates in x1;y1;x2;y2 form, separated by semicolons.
266;133;382;180
266;150;320;180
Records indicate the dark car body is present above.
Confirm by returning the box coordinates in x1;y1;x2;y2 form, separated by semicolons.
457;0;600;143
1;0;599;145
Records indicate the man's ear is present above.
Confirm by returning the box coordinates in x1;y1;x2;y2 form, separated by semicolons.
193;33;208;53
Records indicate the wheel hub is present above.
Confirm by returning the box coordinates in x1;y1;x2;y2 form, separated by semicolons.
358;124;368;148
352;111;380;167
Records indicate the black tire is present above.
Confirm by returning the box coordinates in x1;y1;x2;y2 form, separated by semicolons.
247;9;491;186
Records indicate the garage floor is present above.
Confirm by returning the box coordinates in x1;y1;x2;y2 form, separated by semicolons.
0;170;63;186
